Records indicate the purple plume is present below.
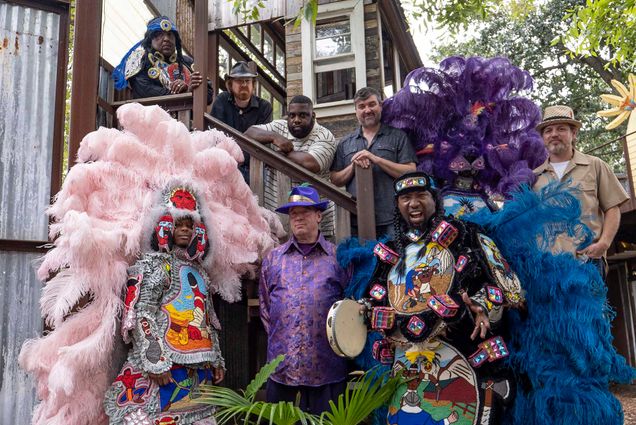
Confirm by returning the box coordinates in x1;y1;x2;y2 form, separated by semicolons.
382;56;547;198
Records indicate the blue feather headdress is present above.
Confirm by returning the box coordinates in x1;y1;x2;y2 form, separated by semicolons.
112;16;180;90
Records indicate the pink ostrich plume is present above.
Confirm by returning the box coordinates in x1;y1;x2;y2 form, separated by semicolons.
19;103;281;425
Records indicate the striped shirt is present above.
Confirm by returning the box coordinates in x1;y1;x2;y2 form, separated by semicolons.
253;120;337;236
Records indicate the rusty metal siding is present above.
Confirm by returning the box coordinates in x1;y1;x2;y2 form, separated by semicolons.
0;251;43;425
0;2;60;241
0;2;62;423
208;0;302;30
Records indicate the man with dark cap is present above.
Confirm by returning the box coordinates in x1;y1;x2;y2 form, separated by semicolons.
113;16;213;104
211;61;273;182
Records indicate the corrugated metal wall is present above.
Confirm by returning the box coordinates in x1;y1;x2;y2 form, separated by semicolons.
0;2;59;241
0;2;61;423
0;252;43;425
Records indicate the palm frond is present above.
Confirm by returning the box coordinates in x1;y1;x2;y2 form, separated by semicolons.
321;370;402;425
197;359;400;425
245;354;286;401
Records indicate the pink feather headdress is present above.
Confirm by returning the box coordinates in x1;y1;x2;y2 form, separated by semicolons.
19;103;281;425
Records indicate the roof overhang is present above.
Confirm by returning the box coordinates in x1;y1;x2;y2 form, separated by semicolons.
378;0;423;71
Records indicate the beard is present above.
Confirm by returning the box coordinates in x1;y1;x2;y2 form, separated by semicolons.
234;89;251;102
359;113;380;128
289;118;315;139
547;140;569;155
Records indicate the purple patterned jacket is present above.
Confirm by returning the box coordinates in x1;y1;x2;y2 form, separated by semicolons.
259;234;349;386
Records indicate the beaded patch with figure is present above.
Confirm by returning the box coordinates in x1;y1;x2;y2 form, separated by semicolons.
477;234;523;305
163;265;212;353
388;341;479;425
387;239;455;315
442;191;492;218
114;364;150;407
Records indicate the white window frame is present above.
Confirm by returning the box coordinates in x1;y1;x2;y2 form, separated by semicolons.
301;0;366;118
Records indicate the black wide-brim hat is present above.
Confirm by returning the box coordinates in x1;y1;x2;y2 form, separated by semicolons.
225;61;258;80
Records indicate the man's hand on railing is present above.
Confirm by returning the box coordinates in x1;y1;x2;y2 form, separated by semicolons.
169;79;188;94
272;134;294;154
188;72;204;92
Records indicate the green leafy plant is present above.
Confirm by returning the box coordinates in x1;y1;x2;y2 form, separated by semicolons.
230;0;266;22
196;355;402;425
319;371;402;425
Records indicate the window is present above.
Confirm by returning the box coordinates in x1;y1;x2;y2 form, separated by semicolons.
250;23;262;50
263;32;274;63
260;87;272;104
276;45;285;75
273;98;283;120
218;47;230;93
315;18;351;58
315;68;356;104
301;0;366;116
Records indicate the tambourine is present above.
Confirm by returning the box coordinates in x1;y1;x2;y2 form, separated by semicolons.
326;299;367;358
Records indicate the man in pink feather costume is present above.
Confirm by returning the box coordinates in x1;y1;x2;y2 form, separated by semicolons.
19;103;280;425
103;186;224;424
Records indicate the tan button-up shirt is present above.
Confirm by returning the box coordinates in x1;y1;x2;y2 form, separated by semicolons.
533;149;629;254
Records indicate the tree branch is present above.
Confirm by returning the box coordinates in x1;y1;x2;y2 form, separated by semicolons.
553;41;621;86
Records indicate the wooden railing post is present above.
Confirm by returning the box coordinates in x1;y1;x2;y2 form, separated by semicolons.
69;0;103;161
192;0;208;130
335;206;351;242
249;158;265;206
277;173;292;231
355;166;376;241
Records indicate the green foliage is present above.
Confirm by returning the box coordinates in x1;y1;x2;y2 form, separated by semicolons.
294;0;318;28
430;0;626;171
562;0;636;69
196;355;403;425
230;0;266;22
244;354;285;400
63;0;76;179
320;372;402;425
405;0;501;32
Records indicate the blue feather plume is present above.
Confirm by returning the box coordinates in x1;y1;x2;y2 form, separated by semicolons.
337;237;379;300
466;182;635;425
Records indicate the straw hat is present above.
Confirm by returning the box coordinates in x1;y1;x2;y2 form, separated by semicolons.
536;105;582;132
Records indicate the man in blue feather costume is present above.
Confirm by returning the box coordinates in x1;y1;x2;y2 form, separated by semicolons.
112;16;213;104
338;57;634;425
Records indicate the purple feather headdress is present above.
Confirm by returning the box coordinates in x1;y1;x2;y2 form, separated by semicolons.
382;56;547;198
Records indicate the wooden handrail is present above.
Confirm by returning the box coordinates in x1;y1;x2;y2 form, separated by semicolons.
204;114;357;213
108;98;377;238
111;93;193;110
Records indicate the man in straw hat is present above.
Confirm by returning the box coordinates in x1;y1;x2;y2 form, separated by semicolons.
211;61;273;182
259;184;348;414
534;105;629;275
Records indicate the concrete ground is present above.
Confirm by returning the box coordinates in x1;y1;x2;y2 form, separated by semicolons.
613;384;636;423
